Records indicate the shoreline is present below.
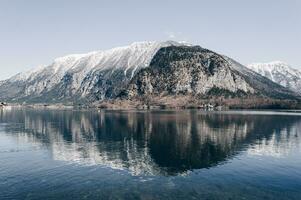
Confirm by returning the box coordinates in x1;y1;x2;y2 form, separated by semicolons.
2;96;301;111
2;104;301;113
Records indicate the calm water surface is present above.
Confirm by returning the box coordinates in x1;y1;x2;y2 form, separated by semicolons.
0;108;301;200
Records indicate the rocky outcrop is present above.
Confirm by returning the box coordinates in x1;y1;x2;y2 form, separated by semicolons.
122;46;297;100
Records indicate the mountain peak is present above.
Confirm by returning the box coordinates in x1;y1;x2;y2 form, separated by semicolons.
247;61;301;93
248;61;289;69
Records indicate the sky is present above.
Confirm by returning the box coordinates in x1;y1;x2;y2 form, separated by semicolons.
0;0;300;80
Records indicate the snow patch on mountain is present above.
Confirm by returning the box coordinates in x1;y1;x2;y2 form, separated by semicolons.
9;65;46;82
247;61;301;93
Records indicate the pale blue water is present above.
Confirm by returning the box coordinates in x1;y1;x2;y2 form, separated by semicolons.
0;109;301;200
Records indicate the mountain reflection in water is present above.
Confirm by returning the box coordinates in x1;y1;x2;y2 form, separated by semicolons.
0;109;300;176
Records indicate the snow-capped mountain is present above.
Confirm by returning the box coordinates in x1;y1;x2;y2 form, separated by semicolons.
0;41;185;102
0;41;298;104
247;61;301;94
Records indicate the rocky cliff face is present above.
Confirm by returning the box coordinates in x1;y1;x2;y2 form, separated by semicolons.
122;46;297;100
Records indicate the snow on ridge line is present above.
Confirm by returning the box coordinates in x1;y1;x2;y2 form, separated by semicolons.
9;65;46;82
52;40;184;63
248;61;286;66
248;61;285;72
247;61;301;93
6;40;187;83
247;61;301;74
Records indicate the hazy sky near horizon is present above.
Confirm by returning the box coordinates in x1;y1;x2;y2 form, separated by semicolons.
0;0;300;80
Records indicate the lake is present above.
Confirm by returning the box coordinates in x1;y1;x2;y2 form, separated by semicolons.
0;108;301;200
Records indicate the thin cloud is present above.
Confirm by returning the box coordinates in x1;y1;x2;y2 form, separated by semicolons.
164;31;190;43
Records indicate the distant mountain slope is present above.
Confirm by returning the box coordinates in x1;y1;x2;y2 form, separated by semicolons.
0;41;299;105
247;61;301;94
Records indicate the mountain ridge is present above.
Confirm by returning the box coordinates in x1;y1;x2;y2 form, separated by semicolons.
247;61;301;94
0;41;300;108
0;41;186;102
